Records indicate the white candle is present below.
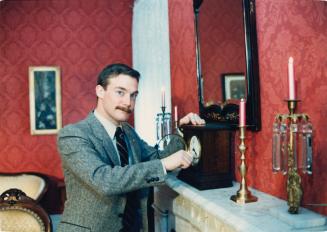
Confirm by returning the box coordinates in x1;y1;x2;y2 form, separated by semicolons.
161;86;165;108
239;98;246;127
288;57;295;100
174;106;178;122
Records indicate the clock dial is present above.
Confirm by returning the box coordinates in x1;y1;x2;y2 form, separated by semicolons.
188;135;201;165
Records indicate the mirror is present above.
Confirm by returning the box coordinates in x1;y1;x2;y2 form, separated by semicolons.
194;0;261;131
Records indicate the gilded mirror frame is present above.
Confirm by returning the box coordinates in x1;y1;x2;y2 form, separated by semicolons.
194;0;261;131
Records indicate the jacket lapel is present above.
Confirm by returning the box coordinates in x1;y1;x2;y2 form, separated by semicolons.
103;138;121;166
86;112;120;166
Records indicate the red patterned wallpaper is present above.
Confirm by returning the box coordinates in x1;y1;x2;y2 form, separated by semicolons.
0;0;133;179
168;0;198;116
200;0;246;103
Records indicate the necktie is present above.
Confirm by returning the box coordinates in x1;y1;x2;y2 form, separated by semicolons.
115;127;141;232
115;127;129;166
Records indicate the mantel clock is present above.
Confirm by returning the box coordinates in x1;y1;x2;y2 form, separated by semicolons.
178;123;235;190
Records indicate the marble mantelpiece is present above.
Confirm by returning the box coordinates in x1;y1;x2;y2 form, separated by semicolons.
153;173;326;232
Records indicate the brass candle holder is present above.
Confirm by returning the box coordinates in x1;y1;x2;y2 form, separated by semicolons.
273;99;312;214
231;126;258;204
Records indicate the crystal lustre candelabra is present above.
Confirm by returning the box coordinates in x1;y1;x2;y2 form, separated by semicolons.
156;106;172;149
272;100;313;214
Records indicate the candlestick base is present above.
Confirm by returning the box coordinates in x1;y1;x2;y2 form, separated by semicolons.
230;190;258;204
287;164;302;214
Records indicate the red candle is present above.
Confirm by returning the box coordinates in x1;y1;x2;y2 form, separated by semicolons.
288;57;295;100
161;86;165;108
239;98;246;127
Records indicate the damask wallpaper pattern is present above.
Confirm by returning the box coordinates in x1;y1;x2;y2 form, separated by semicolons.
0;0;133;178
168;0;198;116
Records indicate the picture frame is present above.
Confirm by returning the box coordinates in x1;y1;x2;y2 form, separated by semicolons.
29;66;62;135
221;73;246;101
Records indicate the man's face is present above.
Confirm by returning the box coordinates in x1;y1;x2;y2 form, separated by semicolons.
96;74;139;125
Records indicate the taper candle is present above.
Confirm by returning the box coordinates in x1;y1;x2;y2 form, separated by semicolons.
239;98;246;127
161;86;165;108
288;57;295;100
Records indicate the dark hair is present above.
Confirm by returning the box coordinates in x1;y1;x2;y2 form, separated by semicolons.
97;63;140;89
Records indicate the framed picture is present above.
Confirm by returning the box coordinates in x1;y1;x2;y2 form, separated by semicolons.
29;66;62;135
222;73;246;101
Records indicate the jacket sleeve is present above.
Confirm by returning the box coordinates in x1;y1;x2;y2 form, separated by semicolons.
57;125;167;197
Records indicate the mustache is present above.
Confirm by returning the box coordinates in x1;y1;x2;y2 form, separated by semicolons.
116;106;132;114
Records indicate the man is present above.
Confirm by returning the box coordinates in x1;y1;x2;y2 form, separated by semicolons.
57;63;205;232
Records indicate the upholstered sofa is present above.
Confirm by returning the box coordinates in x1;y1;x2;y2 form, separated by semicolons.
0;173;51;232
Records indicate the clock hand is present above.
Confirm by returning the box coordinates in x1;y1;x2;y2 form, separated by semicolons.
192;148;198;157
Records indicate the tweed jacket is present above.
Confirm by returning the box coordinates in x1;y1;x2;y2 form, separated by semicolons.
57;112;183;232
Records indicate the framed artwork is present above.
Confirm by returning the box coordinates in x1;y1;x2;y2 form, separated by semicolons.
29;66;62;135
222;73;246;101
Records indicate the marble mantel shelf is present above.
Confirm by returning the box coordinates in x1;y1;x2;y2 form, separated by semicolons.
165;173;327;232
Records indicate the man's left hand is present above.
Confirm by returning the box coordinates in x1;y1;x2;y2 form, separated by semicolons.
179;112;205;126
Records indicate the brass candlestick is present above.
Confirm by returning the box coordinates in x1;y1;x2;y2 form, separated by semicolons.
273;99;313;214
231;126;258;203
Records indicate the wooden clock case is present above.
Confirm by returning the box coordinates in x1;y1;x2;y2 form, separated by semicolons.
178;123;235;190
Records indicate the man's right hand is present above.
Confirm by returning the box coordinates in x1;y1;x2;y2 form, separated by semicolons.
161;150;193;171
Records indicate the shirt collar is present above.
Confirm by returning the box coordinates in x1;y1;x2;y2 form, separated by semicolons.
94;109;121;139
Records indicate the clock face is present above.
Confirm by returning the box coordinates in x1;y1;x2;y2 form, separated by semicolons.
188;135;201;165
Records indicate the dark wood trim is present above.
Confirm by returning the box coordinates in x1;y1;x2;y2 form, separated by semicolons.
243;0;261;131
0;188;52;232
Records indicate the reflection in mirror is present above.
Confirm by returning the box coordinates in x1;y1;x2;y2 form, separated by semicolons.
194;0;261;131
221;73;246;101
200;0;246;104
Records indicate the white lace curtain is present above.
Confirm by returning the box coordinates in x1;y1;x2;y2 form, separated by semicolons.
132;0;171;145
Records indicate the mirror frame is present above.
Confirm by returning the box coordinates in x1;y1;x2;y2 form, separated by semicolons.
193;0;261;131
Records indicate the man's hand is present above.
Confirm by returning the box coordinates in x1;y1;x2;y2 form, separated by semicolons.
161;150;193;171
179;112;205;126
